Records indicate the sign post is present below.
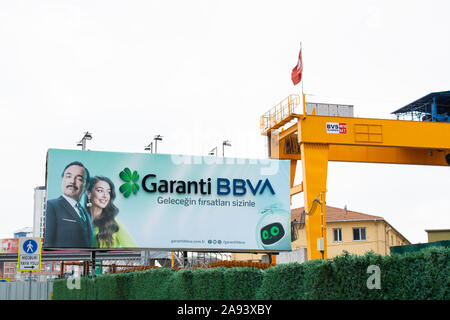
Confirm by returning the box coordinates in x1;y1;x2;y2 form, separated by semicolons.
18;237;41;300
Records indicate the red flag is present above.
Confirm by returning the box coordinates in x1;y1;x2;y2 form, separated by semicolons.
291;48;303;85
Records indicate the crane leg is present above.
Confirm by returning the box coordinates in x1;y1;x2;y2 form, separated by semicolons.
300;143;329;260
290;160;297;205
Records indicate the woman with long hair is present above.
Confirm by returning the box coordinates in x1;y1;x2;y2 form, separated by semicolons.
85;176;136;248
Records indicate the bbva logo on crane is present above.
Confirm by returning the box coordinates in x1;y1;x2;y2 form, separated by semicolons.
118;168;275;198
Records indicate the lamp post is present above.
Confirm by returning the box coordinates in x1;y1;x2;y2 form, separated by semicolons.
77;132;92;150
76;132;95;274
208;147;218;156
144;142;153;153
153;135;163;154
144;135;163;264
145;135;163;153
222;140;231;157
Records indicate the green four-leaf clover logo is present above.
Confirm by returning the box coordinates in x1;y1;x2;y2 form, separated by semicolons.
119;168;140;198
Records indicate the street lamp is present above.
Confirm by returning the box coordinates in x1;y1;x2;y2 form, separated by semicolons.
144;142;153;153
222;140;231;157
145;135;163;154
153;135;163;154
208;147;218;156
77;132;92;150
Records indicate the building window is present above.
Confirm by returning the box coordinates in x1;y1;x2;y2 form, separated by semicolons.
353;227;366;241
333;228;342;242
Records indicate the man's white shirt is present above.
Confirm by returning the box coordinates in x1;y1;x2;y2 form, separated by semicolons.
62;194;84;221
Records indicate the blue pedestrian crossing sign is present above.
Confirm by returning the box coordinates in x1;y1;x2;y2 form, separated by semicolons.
23;239;38;253
18;237;42;272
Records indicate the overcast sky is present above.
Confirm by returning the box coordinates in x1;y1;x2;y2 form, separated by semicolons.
0;0;449;244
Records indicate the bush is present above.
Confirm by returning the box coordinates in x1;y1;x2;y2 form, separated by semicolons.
84;277;97;300
192;267;226;300
256;263;304;299
298;259;339;300
52;276;94;300
223;267;263;300
130;268;174;300
52;279;67;300
95;273;119;300
167;268;194;300
382;247;450;300
331;251;384;300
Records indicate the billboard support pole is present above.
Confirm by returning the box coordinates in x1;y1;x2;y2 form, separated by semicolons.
91;251;96;278
183;251;188;267
28;271;32;300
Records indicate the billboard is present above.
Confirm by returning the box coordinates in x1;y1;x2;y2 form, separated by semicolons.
43;149;291;252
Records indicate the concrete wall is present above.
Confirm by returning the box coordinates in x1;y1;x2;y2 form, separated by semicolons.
232;249;307;265
426;230;450;243
276;248;307;264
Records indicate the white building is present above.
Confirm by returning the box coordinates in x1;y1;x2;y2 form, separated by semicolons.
13;227;33;238
33;186;46;237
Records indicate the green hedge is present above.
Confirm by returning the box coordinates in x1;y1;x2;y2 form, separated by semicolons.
223;267;263;300
52;247;449;300
255;262;304;299
130;267;174;300
191;267;226;300
390;240;450;255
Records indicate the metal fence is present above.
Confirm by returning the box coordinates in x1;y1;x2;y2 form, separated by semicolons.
0;249;235;300
0;280;53;300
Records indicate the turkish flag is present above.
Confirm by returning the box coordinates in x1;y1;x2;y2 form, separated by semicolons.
291;48;302;85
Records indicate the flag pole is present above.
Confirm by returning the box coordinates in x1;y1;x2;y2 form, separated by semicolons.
300;42;304;96
301;42;306;116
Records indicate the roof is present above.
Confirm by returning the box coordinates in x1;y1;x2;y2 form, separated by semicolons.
13;227;33;234
391;90;450;115
291;205;383;223
425;229;450;233
291;205;411;244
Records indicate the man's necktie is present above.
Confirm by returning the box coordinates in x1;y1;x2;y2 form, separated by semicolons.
76;203;86;222
76;203;94;247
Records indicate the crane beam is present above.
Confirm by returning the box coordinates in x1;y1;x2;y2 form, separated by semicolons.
297;115;450;150
273;118;450;166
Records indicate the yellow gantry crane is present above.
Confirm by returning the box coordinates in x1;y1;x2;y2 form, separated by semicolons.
261;91;450;260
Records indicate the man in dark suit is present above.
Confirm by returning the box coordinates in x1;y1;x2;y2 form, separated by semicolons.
44;161;94;249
